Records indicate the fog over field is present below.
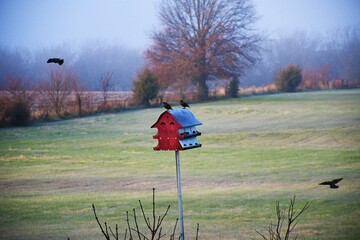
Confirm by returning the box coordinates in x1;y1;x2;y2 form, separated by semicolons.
1;0;359;50
0;0;359;90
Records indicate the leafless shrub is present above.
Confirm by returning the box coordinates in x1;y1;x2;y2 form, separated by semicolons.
0;76;37;126
254;196;310;240
39;68;73;118
300;65;331;90
92;188;199;240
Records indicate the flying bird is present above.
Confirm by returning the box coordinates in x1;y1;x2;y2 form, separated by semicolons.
180;99;190;109
47;58;64;65
319;178;343;189
163;102;172;110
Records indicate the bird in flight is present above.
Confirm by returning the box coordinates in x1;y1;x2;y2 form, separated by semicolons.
319;178;343;189
163;102;172;110
180;100;190;109
47;58;64;65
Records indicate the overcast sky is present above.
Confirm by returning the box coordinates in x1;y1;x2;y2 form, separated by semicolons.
0;0;359;51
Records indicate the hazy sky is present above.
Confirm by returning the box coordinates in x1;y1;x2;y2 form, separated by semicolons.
0;0;359;51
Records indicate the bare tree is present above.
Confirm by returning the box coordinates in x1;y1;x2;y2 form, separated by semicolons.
146;0;261;101
42;68;72;118
71;74;88;116
99;71;114;109
329;25;360;81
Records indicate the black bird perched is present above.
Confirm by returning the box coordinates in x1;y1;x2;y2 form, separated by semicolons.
47;58;64;65
180;99;190;109
163;102;172;110
319;178;343;189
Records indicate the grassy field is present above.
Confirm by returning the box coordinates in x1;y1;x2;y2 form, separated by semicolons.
1;90;359;240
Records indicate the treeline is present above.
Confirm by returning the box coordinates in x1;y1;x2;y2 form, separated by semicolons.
242;26;360;88
1;26;359;94
1;25;359;126
0;40;143;91
0;70;134;126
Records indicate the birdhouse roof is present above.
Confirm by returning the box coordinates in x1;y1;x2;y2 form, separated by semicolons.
170;109;202;127
151;109;202;128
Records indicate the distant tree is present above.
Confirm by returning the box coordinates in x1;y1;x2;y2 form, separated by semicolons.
42;68;73;118
272;31;323;70
330;25;360;81
71;73;87;116
242;31;325;87
146;0;261;101
301;65;331;90
275;65;302;92
0;47;31;89
1;76;36;126
73;41;143;90
133;69;159;107
226;76;240;98
98;71;114;109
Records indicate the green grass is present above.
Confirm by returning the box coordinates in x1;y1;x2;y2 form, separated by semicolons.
1;90;360;239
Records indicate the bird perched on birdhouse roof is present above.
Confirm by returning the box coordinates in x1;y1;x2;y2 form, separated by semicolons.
180;100;190;109
163;102;172;110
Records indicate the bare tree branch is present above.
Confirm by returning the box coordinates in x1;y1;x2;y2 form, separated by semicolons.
109;224;119;240
170;218;178;240
92;189;193;240
195;223;200;240
126;211;133;240
133;208;143;240
255;196;309;240
92;204;111;240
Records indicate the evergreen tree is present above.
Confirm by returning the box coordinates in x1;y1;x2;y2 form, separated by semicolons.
226;77;240;98
133;69;159;107
275;65;302;92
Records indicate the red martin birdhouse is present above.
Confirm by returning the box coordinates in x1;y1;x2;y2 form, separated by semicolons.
151;109;202;151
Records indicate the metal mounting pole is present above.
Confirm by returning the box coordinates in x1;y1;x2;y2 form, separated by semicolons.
175;150;185;240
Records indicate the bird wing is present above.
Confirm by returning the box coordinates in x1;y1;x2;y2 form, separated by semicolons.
332;178;343;184
319;178;343;185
